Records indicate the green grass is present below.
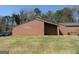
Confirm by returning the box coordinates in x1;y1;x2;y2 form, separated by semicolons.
0;35;79;54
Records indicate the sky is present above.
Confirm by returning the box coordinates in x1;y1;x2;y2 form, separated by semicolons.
0;5;75;16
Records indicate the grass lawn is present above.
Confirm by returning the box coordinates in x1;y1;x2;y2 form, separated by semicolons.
0;35;79;54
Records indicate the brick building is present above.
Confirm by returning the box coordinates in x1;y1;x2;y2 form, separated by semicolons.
58;23;79;35
12;18;58;35
12;18;79;35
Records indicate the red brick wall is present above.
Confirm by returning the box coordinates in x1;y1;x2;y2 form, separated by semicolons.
59;25;79;35
59;25;68;35
67;27;79;35
12;20;44;35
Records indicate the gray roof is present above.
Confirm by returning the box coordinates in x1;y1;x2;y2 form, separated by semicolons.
35;18;58;26
59;23;79;27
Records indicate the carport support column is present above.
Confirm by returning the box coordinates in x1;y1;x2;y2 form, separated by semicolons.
57;26;59;35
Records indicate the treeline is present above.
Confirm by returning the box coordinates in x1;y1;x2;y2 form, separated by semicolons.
0;7;79;32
